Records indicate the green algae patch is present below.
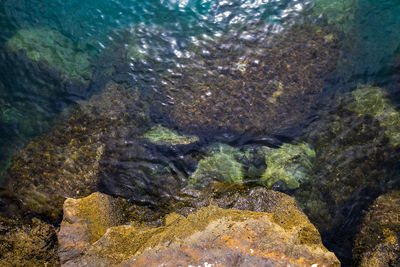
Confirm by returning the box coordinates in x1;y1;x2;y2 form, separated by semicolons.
143;125;199;145
347;85;400;145
261;142;315;190
6;27;93;82
190;144;243;187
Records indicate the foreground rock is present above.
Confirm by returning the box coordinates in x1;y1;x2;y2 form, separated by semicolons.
353;191;400;266
58;191;340;266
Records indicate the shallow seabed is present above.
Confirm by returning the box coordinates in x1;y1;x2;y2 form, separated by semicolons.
0;0;400;266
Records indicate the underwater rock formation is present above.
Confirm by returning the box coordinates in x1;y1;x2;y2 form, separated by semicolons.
142;124;199;145
3;82;149;221
0;216;59;266
353;191;400;267
156;24;339;136
58;191;340;267
295;84;400;231
5;27;93;82
261;142;315;190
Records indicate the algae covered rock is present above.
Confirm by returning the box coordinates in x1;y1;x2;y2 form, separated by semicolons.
295;84;400;231
58;192;125;264
347;85;400;145
261;142;315;190
143;124;199;145
4;81;149;220
155;24;339;136
5;27;93;82
0;217;59;266
57;191;340;267
353;191;400;267
189;144;244;188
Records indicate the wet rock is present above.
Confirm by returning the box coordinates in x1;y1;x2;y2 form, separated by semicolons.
4;81;149;220
155;24;339;137
58;192;125;264
353;191;400;267
295;84;400;230
5;27;93;82
142;124;199;145
0;216;59;266
261;142;315;190
57;191;340;267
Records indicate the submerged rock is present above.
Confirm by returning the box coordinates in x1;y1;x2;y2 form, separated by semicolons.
0;216;59;266
5;27;93;82
347;85;400;146
261;142;315;190
58;191;340;267
4;82;149;220
156;24;339;136
295;84;400;231
353;191;400;267
142;124;199;145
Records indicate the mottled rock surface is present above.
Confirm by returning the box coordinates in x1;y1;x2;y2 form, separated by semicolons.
156;24;339;136
0;217;59;266
4;81;148;220
58;191;340;267
295;85;400;230
353;191;400;267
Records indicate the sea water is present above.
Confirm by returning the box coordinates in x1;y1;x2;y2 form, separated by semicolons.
1;0;400;265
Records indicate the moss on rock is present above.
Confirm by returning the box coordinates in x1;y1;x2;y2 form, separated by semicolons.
58;191;340;266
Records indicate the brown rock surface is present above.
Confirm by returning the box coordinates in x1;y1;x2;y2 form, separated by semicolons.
58;191;340;267
353;191;400;267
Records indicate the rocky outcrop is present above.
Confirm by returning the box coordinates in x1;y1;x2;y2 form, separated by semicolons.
353;191;400;267
58;191;340;266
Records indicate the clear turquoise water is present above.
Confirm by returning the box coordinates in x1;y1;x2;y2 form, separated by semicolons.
1;0;400;265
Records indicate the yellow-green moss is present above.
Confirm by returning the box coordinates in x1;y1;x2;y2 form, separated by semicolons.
261;142;315;190
143;125;199;145
348;85;400;145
